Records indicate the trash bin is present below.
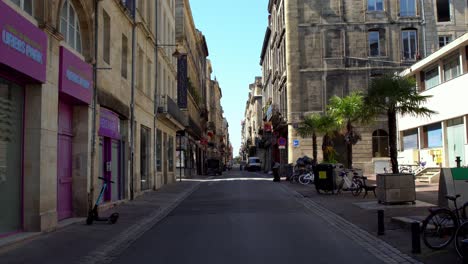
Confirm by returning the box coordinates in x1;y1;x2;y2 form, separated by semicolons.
314;163;336;194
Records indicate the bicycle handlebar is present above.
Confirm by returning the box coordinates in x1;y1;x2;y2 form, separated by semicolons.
98;177;115;184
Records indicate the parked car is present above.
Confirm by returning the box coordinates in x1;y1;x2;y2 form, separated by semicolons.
246;157;262;171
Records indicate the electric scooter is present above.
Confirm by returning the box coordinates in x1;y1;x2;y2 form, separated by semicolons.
86;177;119;225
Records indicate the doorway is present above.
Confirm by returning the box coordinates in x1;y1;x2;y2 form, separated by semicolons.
57;102;73;220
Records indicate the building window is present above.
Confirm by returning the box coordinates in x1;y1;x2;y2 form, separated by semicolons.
137;46;143;90
372;130;389;157
422;123;442;148
444;55;461;81
140;126;150;190
156;129;162;172
103;9;111;64
369;31;380;56
400;0;416;17
368;0;384;11
11;0;33;15
439;35;452;48
121;34;128;79
402;30;417;60
436;0;451;22
146;58;152;96
424;66;440;90
402;129;418;150
168;136;174;172
60;0;82;53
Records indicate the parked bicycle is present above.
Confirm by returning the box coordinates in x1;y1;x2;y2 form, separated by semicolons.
298;165;314;185
336;169;362;196
421;193;468;251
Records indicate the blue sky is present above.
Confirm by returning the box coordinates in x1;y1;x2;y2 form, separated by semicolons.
190;0;269;157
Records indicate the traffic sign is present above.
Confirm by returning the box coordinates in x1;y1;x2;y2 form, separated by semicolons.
279;146;286;149
278;137;286;146
293;139;300;148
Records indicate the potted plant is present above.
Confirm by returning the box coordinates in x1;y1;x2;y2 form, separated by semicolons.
365;74;435;203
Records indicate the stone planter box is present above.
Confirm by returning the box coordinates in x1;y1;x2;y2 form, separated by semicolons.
376;173;416;204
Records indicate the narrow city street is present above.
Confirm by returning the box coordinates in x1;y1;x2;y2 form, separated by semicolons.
107;169;394;264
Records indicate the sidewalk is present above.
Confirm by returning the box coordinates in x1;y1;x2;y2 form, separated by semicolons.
0;180;201;264
281;178;461;264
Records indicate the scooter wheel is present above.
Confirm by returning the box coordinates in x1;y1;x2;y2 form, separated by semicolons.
109;213;119;224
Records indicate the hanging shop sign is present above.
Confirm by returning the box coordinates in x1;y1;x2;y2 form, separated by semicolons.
0;0;47;82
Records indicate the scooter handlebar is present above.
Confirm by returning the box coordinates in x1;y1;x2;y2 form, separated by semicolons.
98;177;115;184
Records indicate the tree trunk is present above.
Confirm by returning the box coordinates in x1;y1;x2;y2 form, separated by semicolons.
312;132;317;164
388;110;399;173
346;120;353;169
322;134;333;162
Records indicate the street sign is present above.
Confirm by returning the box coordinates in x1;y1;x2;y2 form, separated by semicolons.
278;137;286;146
279;145;286;149
293;139;300;148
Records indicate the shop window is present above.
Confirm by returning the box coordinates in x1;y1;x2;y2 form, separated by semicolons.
372;130;389;157
156;129;162;172
400;0;416;17
439;35;452;48
103;10;111;64
422;123;442;148
402;30;418;60
168;136;174;172
11;0;32;16
436;0;451;22
402;129;418;150
60;0;82;53
444;55;461;81
368;0;384;11
0;78;24;234
424;66;440;90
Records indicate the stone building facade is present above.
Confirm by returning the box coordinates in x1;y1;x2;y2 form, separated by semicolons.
0;0;225;237
255;0;468;173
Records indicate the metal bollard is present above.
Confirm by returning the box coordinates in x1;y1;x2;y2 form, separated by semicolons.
411;222;421;254
378;210;385;236
456;156;462;168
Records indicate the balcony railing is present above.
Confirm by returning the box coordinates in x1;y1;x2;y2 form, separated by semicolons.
157;95;186;126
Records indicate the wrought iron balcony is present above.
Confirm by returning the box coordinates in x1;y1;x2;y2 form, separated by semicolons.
157;95;186;126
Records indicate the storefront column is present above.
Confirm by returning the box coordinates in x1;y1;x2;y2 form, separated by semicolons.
72;106;92;216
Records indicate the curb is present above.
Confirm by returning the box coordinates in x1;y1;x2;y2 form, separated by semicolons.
78;181;201;264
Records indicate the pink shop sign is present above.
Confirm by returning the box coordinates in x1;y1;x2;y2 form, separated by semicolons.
0;0;47;82
59;47;92;104
99;108;120;139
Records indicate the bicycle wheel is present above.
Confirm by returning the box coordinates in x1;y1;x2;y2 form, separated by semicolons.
351;180;363;196
299;174;311;185
421;209;458;250
455;221;468;258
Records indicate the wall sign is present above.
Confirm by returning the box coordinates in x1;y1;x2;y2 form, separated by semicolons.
0;0;47;82
99;108;120;139
59;47;92;104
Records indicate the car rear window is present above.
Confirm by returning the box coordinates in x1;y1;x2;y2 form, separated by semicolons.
249;158;260;163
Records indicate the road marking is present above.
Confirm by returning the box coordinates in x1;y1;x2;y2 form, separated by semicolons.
280;184;422;264
78;182;201;264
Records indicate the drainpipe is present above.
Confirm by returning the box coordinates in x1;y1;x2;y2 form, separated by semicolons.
90;0;100;212
153;0;159;190
421;0;427;57
130;1;136;200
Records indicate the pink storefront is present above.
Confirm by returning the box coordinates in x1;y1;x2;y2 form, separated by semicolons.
0;0;47;235
57;47;92;221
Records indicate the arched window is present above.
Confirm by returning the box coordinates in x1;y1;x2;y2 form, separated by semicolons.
60;0;82;53
372;130;389;157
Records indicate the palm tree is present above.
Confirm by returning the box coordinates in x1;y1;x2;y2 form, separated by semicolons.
365;75;435;174
327;92;372;168
296;113;321;163
297;112;340;163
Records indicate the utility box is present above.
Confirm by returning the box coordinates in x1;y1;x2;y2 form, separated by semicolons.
377;173;416;204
